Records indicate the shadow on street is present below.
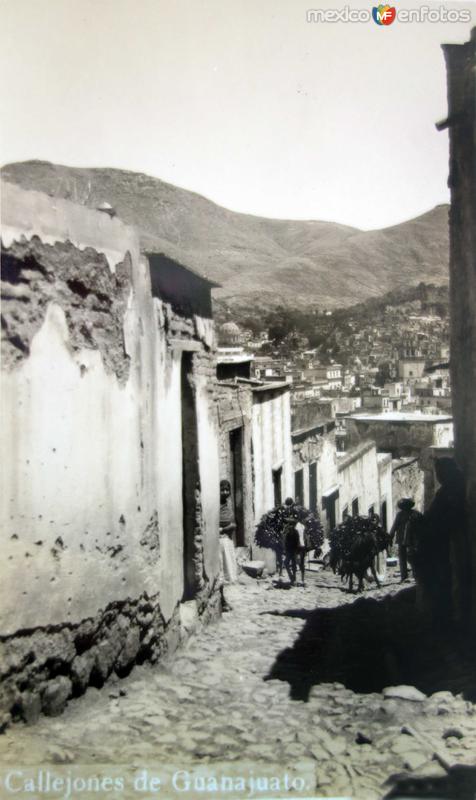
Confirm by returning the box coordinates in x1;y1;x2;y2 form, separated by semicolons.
383;764;476;799
263;586;476;702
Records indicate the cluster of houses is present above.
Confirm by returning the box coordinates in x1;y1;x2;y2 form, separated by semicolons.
218;294;451;412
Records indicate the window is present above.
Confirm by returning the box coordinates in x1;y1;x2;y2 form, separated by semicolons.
342;505;349;522
322;489;339;531
352;497;359;517
327;496;337;530
294;469;304;506
309;462;318;512
272;467;282;507
381;500;388;531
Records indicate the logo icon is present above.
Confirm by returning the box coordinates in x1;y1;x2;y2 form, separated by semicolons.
372;3;396;24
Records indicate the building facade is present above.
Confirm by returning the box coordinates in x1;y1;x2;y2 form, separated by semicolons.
442;28;476;626
0;183;222;721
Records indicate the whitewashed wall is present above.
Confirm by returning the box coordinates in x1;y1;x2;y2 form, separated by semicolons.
251;387;293;522
0;184;220;636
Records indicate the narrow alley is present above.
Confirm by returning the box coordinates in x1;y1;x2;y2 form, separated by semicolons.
2;570;476;800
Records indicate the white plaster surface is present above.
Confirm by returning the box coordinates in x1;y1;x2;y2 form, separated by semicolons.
1;181;138;273
252;389;293;522
338;444;380;519
1;190;221;634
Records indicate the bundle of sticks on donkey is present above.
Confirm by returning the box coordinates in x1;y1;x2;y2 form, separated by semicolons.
326;512;390;593
254;497;324;585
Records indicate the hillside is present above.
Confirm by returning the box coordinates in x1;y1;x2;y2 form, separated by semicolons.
1;161;449;310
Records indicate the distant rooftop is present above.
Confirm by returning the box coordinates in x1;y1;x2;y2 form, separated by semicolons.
145;249;220;289
251;381;290;394
351;411;452;424
217;352;254;365
426;361;450;373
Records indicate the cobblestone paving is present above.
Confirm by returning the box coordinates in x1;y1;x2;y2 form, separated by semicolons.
1;569;475;799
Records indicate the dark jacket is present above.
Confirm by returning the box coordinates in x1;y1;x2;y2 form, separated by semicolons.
284;524;300;555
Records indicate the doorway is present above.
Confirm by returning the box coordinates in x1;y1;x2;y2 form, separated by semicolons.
381;499;388;531
229;427;245;546
181;352;199;600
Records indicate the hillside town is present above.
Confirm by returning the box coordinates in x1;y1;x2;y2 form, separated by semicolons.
214;284;453;541
0;21;475;800
218;287;451;411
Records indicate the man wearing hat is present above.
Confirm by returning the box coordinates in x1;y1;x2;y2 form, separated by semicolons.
389;498;416;582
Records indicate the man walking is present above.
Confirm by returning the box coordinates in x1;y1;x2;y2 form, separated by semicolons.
284;516;300;585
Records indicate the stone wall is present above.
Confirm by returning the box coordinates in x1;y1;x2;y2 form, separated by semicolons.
292;428;337;520
338;442;382;520
291;398;334;431
0;184;221;724
346;416;453;459
391;458;425;517
443;30;476;626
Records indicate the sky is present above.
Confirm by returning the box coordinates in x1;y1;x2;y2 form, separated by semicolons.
0;0;474;229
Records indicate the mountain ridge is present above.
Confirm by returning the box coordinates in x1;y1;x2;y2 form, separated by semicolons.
1;160;449;310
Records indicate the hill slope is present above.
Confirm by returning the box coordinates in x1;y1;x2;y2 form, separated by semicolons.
1;161;449;310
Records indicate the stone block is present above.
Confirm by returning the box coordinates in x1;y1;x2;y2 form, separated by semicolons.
41;677;72;716
94;639;118;681
71;651;95;691
17;691;42;724
179;600;199;636
383;685;427;702
116;627;141;672
442;727;464;740
0;639;32;677
241;560;265;578
403;751;430;771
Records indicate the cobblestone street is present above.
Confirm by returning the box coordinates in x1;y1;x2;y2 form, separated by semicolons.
1;569;476;799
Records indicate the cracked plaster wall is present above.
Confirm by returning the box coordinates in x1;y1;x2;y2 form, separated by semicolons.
0;185;221;644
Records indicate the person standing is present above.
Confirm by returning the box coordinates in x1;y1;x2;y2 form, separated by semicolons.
219;479;238;611
389;498;416;582
295;509;310;586
420;458;466;626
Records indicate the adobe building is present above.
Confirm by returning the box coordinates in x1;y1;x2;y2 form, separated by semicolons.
344;412;454;461
215;352;295;568
398;350;427;382
251;381;293;518
441;28;476;626
215;371;254;551
344;411;454;512
0;183;222;723
337;443;392;532
391;457;425;516
291;400;393;537
291;399;336;515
